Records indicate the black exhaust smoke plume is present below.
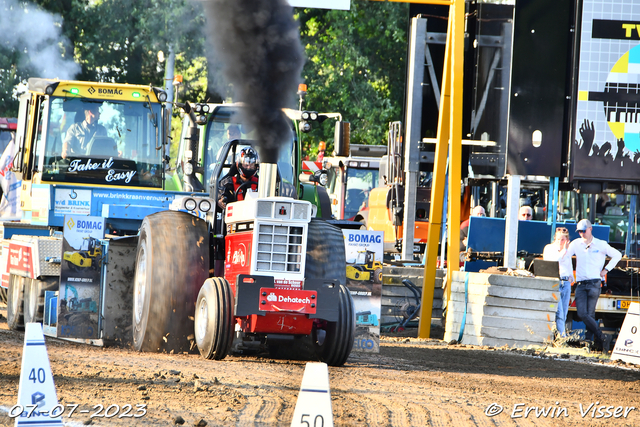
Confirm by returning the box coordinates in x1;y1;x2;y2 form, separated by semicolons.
202;0;305;164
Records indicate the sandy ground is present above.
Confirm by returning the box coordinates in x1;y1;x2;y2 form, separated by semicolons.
2;305;640;427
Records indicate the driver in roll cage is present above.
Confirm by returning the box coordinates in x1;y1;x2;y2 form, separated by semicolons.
218;146;260;209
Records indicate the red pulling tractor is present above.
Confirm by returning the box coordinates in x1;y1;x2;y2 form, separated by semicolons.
131;135;356;366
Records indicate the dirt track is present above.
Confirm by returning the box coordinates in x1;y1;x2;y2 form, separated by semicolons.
2;305;640;427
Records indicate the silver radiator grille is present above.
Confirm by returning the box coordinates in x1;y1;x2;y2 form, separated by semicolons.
256;224;303;272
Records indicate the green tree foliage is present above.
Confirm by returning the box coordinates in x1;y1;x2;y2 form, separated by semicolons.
0;52;22;117
0;0;87;116
73;0;205;87
34;0;89;59
1;0;409;157
297;1;408;157
0;0;207;117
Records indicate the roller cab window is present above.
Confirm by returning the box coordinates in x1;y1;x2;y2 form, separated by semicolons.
39;97;164;188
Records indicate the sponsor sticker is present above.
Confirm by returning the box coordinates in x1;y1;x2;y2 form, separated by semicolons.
259;288;317;314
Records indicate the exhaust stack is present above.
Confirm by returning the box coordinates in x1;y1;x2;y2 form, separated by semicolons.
202;0;304;166
258;163;278;198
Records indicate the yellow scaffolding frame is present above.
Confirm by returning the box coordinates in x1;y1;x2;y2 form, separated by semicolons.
416;0;463;338
369;0;465;337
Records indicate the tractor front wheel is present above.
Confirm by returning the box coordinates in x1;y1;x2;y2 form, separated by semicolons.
194;277;235;360
132;211;209;353
7;274;25;331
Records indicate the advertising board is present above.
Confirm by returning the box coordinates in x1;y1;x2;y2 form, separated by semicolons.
572;0;640;182
343;229;383;353
57;215;105;339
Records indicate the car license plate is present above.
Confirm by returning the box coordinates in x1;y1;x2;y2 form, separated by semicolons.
617;300;632;310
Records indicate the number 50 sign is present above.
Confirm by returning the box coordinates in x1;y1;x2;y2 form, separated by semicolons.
291;363;333;427
300;414;326;427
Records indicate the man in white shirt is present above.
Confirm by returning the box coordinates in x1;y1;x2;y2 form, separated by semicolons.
543;227;573;338
563;219;621;353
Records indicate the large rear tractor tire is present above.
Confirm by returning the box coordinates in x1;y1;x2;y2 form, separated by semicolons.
194;277;235;360
24;277;58;324
132;212;209;353
305;219;355;366
305;218;347;282
7;274;25;331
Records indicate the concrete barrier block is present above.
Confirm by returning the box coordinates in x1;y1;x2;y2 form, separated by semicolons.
445;321;552;343
446;319;553;339
450;282;557;301
444;272;559;348
380;305;442;320
380;267;445;331
452;271;559;290
446;312;555;332
381;296;443;309
443;332;544;348
382;286;443;299
448;293;558;312
446;301;555;321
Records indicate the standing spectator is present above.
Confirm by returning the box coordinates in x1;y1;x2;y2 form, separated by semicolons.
562;219;621;353
460;205;486;252
543;227;573;338
518;205;533;220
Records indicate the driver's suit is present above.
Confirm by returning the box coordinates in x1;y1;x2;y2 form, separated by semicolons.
218;174;259;208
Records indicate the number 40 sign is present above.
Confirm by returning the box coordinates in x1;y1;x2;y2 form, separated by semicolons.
13;323;63;426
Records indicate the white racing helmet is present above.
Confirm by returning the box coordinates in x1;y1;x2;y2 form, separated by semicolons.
236;147;259;179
